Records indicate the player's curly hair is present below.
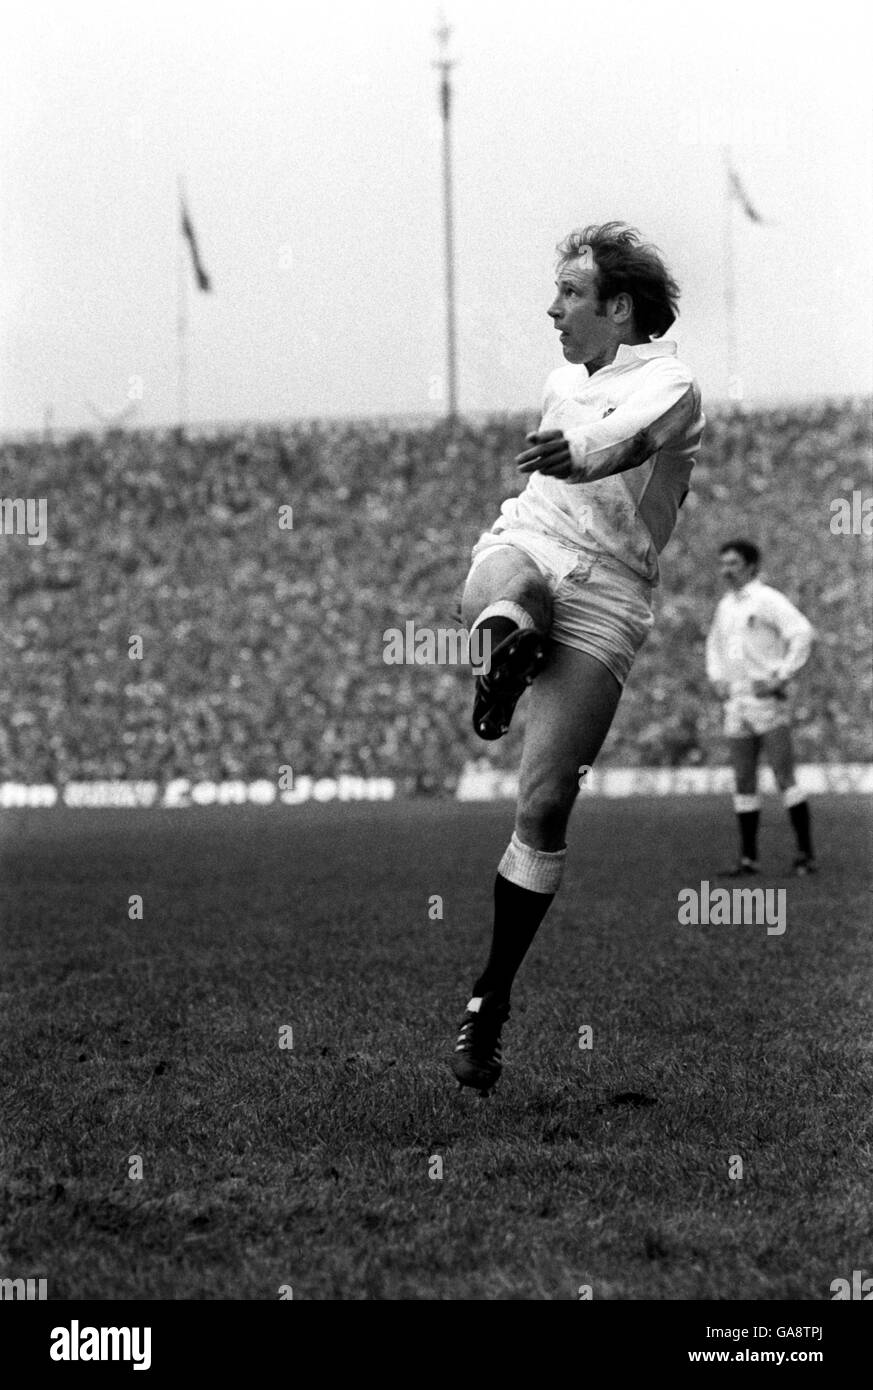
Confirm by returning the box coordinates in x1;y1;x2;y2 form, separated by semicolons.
556;222;680;339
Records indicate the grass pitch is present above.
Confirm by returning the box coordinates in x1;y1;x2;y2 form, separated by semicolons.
2;795;871;1300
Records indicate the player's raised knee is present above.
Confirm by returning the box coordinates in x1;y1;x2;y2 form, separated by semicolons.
463;572;551;632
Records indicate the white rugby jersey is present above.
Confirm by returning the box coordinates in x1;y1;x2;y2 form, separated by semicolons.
493;340;705;584
705;578;814;694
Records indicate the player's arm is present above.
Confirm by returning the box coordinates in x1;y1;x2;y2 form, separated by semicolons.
752;593;815;696
516;368;702;484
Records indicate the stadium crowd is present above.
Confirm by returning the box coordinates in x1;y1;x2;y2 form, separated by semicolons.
1;401;871;793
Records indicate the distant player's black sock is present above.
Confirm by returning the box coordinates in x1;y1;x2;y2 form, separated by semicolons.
472;874;554;1002
737;810;759;862
787;800;813;858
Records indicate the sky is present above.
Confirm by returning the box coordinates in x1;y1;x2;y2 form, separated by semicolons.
2;0;871;432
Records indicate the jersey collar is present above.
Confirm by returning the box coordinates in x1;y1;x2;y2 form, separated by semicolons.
614;340;678;363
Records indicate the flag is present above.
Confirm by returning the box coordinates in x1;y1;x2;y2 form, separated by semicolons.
727;164;765;224
180;200;212;291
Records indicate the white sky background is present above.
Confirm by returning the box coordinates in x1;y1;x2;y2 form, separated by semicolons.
1;0;871;431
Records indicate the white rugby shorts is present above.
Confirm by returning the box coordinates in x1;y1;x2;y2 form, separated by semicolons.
468;527;654;686
723;692;792;738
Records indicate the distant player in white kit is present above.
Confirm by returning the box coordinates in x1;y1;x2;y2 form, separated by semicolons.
450;222;705;1095
705;539;816;877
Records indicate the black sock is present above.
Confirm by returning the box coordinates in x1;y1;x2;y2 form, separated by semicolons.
472;873;554;1003
788;800;813;858
473;614;518;657
737;810;759;861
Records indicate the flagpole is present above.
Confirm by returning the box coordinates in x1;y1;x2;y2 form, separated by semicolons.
721;147;740;410
177;176;189;431
434;13;458;422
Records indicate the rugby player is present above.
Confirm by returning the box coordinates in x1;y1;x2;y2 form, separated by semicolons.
705;539;816;877
451;222;705;1095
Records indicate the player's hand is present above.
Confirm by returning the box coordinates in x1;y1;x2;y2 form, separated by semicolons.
753;678;786;698
516;430;582;481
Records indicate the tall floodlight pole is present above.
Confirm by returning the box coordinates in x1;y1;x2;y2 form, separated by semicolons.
177;176;189;431
434;15;458;420
721;146;740;411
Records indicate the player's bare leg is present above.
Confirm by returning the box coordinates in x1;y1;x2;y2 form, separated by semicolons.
451;645;622;1094
725;734;761;873
763;725;816;873
461;548;552;740
514;645;621;850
